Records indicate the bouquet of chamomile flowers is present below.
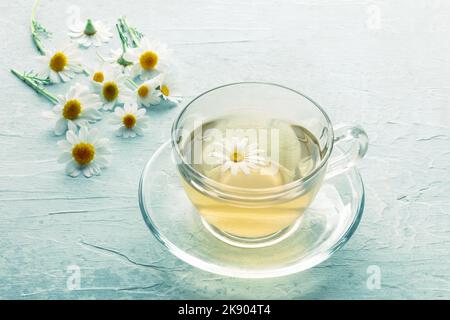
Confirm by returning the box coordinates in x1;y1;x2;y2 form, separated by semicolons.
11;1;180;178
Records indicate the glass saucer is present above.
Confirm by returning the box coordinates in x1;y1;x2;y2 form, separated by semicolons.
138;141;365;278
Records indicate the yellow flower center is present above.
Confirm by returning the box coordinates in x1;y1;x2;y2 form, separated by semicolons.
49;52;68;72
72;143;95;165
161;84;170;97
62;99;82;120
137;85;149;98
102;81;119;101
92;71;104;83
122;114;137;129
139;51;158;70
231;150;244;163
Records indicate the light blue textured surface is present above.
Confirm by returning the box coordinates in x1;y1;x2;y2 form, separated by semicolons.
0;0;449;299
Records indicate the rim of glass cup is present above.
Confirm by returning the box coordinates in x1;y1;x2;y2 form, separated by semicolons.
171;82;335;195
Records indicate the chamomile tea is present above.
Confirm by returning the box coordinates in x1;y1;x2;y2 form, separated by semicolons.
177;114;326;238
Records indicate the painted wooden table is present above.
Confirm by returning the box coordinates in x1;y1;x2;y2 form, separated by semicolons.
0;0;449;299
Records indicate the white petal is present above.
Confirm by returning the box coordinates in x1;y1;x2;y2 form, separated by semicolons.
110;115;123;125
209;152;226;160
136;108;146;117
102;101;115;111
94;138;110;149
114;106;125;117
65;161;80;177
87;127;99;141
58;152;72;163
124;104;132;113
54;118;68;136
221;161;232;172
49;71;61;84
82;108;102;121
68;21;84;33
230;164;239;176
134;126;144;136
67;85;78;99
43;110;56;119
89;163;101;175
123;49;138;62
57;140;72;150
115;126;125;137
66;130;78;144
239;162;250;175
59;71;72;82
129;63;141;78
79;126;89;141
95;156;109;167
67;121;78;133
82;166;93;178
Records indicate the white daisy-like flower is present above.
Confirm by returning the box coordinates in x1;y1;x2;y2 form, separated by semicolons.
103;48;132;74
90;64;133;110
123;37;170;80
57;126;111;178
36;43;83;83
87;62;115;85
45;83;102;135
134;78;161;107
156;73;181;104
111;103;148;138
68;18;112;48
209;137;267;175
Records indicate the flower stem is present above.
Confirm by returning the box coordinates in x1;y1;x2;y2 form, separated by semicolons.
116;23;129;53
95;51;106;62
115;24;133;67
127;79;138;89
31;0;49;55
11;69;59;104
119;17;141;48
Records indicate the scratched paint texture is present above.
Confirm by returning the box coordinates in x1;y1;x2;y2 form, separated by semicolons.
0;0;449;299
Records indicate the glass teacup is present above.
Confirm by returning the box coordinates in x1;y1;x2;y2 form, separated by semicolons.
172;82;368;248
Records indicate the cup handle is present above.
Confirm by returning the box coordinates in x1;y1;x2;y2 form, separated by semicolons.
325;125;369;180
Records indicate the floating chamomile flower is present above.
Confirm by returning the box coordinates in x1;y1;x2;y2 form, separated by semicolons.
135;78;161;107
58;126;111;178
36;43;83;83
46;83;102;135
68;18;112;48
90;64;133;110
123;37;170;80
156;73;181;104
209;137;266;176
111;103;148;138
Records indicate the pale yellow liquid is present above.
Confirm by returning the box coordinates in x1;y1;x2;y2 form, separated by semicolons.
178;115;325;238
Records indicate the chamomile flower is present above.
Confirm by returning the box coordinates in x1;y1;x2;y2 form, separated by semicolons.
156;73;181;104
68;18;112;48
90;64;133;110
123;37;170;80
209;137;267;175
87;62;115;85
46;83;102;135
57;126;111;178
36;43;83;83
111;103;148;138
135;78;161;107
103;48;132;74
